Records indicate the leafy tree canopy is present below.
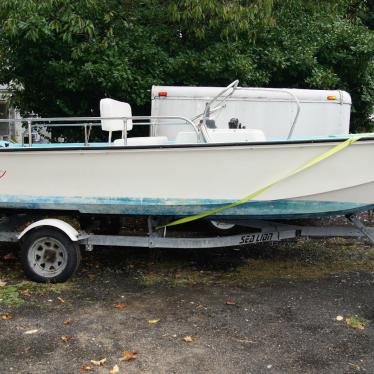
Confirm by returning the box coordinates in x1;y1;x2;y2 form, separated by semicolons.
0;0;373;131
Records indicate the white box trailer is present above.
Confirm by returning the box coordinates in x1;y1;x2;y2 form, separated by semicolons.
150;85;352;140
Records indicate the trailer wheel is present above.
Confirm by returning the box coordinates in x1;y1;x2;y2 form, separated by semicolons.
207;220;238;235
20;227;81;283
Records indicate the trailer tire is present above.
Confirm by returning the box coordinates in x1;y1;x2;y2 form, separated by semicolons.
19;227;81;283
207;220;238;235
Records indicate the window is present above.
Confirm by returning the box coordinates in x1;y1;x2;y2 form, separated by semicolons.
0;101;10;136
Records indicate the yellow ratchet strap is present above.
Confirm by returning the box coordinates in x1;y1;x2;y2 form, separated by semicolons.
160;136;362;229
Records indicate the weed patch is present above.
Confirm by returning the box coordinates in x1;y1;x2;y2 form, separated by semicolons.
0;281;74;308
138;239;374;287
0;286;24;307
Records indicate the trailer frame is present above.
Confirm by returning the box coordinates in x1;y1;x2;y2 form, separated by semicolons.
1;213;373;282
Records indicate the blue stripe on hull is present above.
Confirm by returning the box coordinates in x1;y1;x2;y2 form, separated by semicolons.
0;195;371;219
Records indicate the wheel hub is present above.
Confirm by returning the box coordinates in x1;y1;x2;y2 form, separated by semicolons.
28;237;68;278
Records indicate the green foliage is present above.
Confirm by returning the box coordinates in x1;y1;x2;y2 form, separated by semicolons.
168;0;275;42
0;0;372;131
0;285;24;307
0;0;170;116
254;1;374;131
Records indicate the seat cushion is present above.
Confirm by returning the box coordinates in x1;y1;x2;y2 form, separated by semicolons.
100;98;133;131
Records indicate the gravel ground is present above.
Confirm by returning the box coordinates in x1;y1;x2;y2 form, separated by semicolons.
0;234;374;374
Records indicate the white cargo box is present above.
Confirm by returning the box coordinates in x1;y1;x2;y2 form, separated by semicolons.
151;86;351;140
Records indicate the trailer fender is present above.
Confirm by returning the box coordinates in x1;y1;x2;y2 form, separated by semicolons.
18;219;80;242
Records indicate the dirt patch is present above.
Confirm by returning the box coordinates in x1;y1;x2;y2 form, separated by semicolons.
133;238;374;287
0;235;374;373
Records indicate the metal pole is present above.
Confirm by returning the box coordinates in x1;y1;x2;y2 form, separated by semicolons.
122;119;127;145
84;124;88;146
0;115;201;143
237;87;301;140
347;214;374;243
27;120;32;147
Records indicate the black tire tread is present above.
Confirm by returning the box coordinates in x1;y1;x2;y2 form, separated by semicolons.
19;227;81;283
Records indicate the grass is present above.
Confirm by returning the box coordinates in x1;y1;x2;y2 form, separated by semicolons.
2;234;374;303
0;286;24;307
138;238;374;287
0;281;73;308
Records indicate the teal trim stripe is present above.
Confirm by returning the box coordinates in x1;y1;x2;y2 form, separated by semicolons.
0;194;370;219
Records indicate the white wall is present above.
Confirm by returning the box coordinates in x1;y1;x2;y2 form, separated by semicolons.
151;86;351;140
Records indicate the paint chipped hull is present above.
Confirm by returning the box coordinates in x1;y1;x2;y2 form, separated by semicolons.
0;138;373;219
0;195;371;219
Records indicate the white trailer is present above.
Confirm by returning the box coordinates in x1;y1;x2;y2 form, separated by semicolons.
151;85;352;140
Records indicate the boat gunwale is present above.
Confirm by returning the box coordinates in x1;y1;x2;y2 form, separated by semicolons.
0;136;373;152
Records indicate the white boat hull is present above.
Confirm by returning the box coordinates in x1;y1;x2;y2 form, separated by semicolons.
0;138;373;219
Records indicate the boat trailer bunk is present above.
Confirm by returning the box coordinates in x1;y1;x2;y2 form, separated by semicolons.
0;213;373;283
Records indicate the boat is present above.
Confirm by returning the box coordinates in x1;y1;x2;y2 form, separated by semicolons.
0;80;373;222
1;80;374;283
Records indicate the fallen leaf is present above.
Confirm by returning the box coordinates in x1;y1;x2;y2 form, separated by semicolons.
57;296;65;303
1;313;12;320
348;363;361;370
24;329;39;335
90;358;107;366
114;303;127;309
20;289;31;297
183;336;194;342
109;364;119;374
80;364;94;372
225;299;236;305
3;253;16;261
119;351;137;362
346;316;369;330
233;337;256;344
87;274;96;281
336;315;344;321
63;319;72;325
0;280;7;287
61;335;70;343
148;319;160;324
